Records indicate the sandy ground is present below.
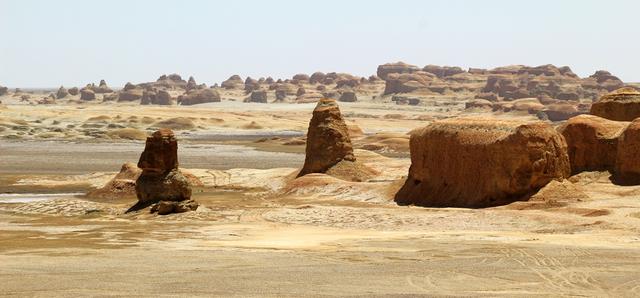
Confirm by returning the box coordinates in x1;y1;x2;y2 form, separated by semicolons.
1;101;639;296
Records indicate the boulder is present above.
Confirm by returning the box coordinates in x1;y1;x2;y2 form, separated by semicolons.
80;88;96;101
309;72;326;84
338;91;357;102
68;87;79;96
377;62;420;80
558;115;628;174
298;98;375;181
244;77;260;93
178;88;221;105
590;87;640;121
56;86;68;99
129;129;195;213
292;74;310;82
93;80;113;93
123;82;137;91
0;86;7;96
614;118;640;184
394;118;570;208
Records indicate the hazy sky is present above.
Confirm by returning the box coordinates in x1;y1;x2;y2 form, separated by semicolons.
1;0;639;88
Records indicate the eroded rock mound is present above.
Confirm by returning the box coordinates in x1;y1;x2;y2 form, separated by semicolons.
395;118;570;208
614;118;640;185
68;87;79;96
128;129;197;214
590;87;640;121
80;88;95;101
559;115;628;174
338;91;357;102
56;86;68;99
178;88;221;105
87;162;142;199
376;62;420;80
297;99;375;181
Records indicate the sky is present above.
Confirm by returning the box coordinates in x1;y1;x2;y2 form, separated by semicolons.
1;0;639;88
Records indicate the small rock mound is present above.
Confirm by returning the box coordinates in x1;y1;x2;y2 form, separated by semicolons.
590;87;640;121
56;86;68;99
128;129;197;214
558;115;628;174
297;99;376;182
394;118;570;208
80;88;95;101
87;162;142;199
338;91;357;102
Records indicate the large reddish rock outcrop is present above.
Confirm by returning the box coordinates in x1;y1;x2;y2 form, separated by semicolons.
558;115;628;174
614;118;640;185
395;118;570;208
590;87;640;121
298;98;376;181
128;129;197;214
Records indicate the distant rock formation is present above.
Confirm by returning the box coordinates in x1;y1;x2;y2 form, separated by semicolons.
80;88;95;101
221;75;244;89
395;118;570;208
376;62;420;80
128;129;197;214
559;115;628;174
0;85;7;96
338;91;357;102
178;88;221;105
87;162;142;199
590;87;640;121
118;88;144;101
298;98;376;181
92;80;113;93
246;90;267;103
244;77;260;93
56;86;68;99
68;87;79;96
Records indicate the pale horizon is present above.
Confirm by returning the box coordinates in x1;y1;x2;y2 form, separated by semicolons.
1;0;639;88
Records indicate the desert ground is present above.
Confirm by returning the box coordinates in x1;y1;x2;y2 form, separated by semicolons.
1;94;640;297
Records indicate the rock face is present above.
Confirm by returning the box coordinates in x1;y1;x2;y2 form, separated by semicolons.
614;118;640;184
559;115;628;174
93;80;113;93
130;129;196;214
80;88;95;101
590;87;640;121
297;99;375;181
178;89;221;105
394;118;571;208
56;86;68;99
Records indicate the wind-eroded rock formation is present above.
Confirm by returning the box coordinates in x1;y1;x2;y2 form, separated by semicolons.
128;128;197;214
298;98;376;181
614;119;640;185
395;118;570;208
559;115;628;174
590;87;640;121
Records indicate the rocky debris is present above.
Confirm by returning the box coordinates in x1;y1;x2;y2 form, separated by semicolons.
56;86;68;99
150;199;199;215
247;90;268;103
118;88;144;101
37;94;56;104
221;75;244;89
178;88;221;105
123;82;136;91
80;88;96;101
614;118;640;184
541;103;582;121
394;118;570;208
298;98;376;181
128;129;196;214
338;91;357;102
558;115;628;174
590;87;640;121
68;87;79;96
376;62;420;80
